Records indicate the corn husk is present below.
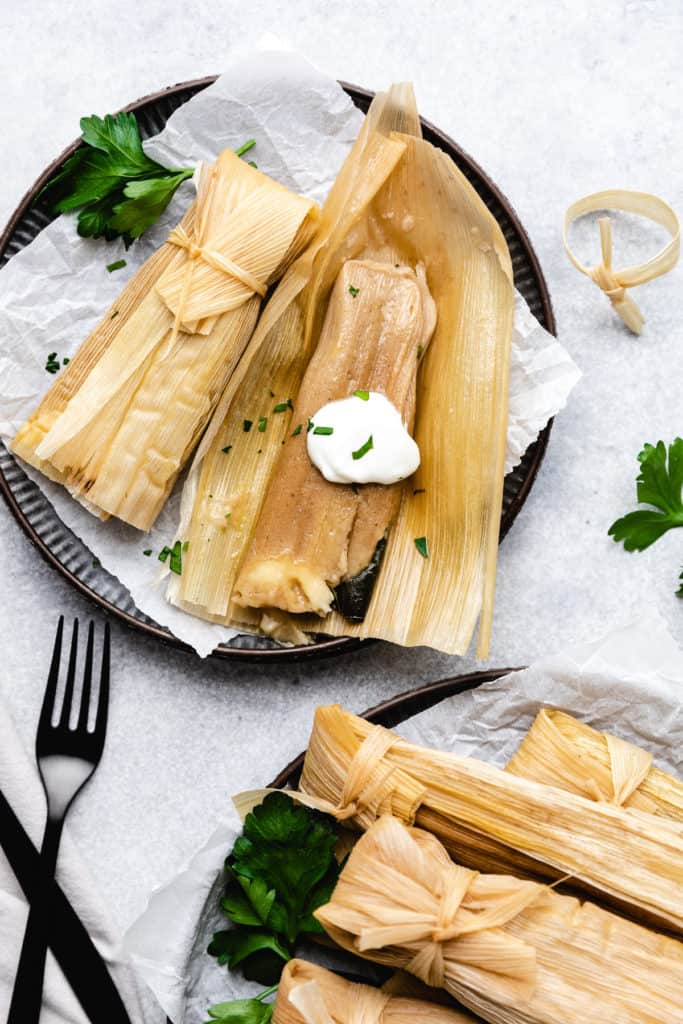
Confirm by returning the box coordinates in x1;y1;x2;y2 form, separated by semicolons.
299;705;683;934
169;83;514;657
315;815;683;1024
275;959;479;1024
506;708;683;822
12;152;318;530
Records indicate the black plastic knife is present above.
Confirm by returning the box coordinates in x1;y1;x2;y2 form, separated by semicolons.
0;788;133;1023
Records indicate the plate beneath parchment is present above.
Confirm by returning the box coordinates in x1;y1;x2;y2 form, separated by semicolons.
0;78;554;662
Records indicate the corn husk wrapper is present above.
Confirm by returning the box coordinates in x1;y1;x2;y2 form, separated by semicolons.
315;815;683;1024
169;83;514;657
275;959;479;1024
12;151;318;531
299;705;683;934
506;708;683;822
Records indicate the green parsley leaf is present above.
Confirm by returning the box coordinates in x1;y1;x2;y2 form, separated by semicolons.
143;549;152;556
45;351;61;374
312;426;333;436
352;435;373;460
608;439;683;552
273;400;293;413
158;545;171;563
106;259;127;272
414;536;429;558
258;417;268;433
235;139;256;158
169;540;183;575
348;285;359;297
222;445;233;454
291;424;303;437
204;986;277;1024
248;161;258;169
353;389;369;401
209;792;340;985
39;111;195;246
244;420;253;432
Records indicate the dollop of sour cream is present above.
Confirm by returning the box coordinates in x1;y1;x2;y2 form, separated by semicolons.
307;391;420;485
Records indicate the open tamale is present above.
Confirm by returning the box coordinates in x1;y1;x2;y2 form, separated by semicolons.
12;152;318;530
298;704;683;934
168;83;514;657
275;959;480;1024
315;816;683;1024
506;708;683;822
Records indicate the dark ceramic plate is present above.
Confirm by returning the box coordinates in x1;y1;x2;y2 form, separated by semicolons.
0;77;554;662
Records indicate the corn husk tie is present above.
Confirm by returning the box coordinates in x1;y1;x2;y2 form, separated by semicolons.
289;979;389;1024
563;189;680;334
162;161;269;352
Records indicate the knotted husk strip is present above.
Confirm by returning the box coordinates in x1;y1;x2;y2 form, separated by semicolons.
276;959;479;1024
506;709;683;823
12;150;318;530
315;816;683;1024
299;705;683;934
170;83;513;658
563;189;679;334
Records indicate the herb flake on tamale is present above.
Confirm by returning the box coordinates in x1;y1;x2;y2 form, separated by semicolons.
12;152;318;531
232;259;435;616
506;708;683;822
299;704;683;934
276;959;480;1024
315;815;683;1024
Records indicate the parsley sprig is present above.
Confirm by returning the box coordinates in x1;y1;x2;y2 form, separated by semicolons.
208;792;340;985
608;438;683;594
204;985;277;1024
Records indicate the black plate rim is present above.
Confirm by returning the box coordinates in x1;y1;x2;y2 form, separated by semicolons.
0;75;554;663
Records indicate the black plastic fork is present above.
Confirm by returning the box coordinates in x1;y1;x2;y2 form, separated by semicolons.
8;616;110;1023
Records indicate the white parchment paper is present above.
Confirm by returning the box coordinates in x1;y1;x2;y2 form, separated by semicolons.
0;47;580;657
122;612;683;1023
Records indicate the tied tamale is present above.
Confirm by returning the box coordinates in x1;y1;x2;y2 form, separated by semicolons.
506;708;683;822
299;704;683;934
275;959;480;1024
232;259;436;616
315;815;683;1024
168;83;513;658
12;152;318;531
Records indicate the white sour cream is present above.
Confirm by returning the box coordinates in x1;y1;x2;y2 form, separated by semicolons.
307;391;420;485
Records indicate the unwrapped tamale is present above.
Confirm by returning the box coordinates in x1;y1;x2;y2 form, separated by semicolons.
315;815;683;1024
12;152;318;530
506;708;683;822
275;959;479;1024
299;704;683;933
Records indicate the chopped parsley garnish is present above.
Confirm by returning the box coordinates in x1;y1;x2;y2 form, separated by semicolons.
63;357;70;365
221;445;233;454
225;512;232;519
273;399;293;413
258;416;268;432
291;424;303;437
248;161;258;169
678;569;683;597
312;425;333;436
158;545;171;563
413;487;426;495
106;259;127;273
414;536;429;558
243;419;253;432
143;549;152;556
307;420;314;433
235;139;256;158
348;285;359;298
182;540;189;552
417;344;424;358
353;389;369;401
352;435;373;460
169;540;183;575
91;559;101;569
608;438;683;594
45;351;61;374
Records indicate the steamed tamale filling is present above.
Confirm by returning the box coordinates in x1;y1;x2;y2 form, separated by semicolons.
232;258;436;617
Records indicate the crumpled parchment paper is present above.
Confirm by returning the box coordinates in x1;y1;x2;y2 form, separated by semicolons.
121;611;682;1023
0;47;580;657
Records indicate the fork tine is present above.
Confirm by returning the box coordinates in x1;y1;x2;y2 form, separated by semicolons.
58;620;79;729
38;616;64;737
93;622;110;742
76;621;95;732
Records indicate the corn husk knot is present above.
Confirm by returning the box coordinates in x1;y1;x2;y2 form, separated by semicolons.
167;223;268;297
330;726;402;821
587;230;645;335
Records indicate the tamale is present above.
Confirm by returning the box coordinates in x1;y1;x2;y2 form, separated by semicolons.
299;704;683;933
506;708;683;822
169;83;513;658
12;152;318;530
232;259;435;616
275;959;479;1024
316;816;683;1024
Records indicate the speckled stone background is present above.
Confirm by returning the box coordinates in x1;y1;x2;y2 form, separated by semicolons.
1;0;681;1002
